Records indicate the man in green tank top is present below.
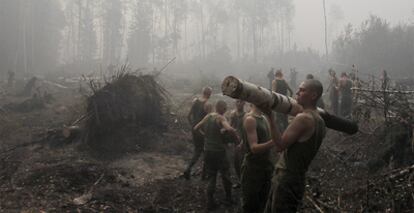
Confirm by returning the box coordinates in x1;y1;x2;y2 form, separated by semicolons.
241;104;276;213
264;79;327;212
194;100;239;210
183;87;212;180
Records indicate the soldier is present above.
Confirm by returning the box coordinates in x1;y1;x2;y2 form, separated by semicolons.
339;72;353;118
194;100;238;210
327;69;339;115
264;79;327;212
228;100;246;188
272;69;293;131
183;87;212;180
241;104;275;213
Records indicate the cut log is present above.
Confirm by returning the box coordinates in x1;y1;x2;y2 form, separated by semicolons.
62;125;81;139
222;76;359;134
222;76;303;116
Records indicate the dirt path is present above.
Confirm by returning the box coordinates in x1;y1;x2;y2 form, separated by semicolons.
110;152;186;186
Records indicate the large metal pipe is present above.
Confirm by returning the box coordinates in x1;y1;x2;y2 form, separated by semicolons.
222;76;358;135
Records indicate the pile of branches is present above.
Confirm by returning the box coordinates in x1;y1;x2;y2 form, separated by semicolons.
82;66;169;158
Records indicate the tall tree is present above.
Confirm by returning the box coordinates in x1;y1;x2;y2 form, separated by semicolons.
102;0;124;66
127;0;153;66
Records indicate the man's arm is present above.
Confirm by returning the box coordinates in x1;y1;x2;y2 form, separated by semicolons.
218;115;239;142
265;112;281;151
273;113;313;152
228;111;236;127
187;98;197;124
193;114;210;132
272;79;277;92
244;116;274;154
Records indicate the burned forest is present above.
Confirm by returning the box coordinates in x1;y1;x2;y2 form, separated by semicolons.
1;0;414;212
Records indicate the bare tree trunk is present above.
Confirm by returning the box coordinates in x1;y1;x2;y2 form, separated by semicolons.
28;1;34;73
200;2;205;59
151;3;155;65
22;0;27;75
184;12;187;61
78;0;82;62
252;21;257;63
236;16;240;60
323;0;329;61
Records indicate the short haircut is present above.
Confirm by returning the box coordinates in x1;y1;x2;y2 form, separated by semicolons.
306;74;314;80
275;69;283;77
202;87;212;95
305;79;323;100
215;100;227;111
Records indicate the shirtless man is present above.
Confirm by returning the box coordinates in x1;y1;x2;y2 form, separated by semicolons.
327;69;339;115
265;79;327;212
272;69;293;131
339;72;353;118
183;87;212;180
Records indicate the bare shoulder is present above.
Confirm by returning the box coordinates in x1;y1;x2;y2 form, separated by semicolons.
244;115;256;125
292;112;313;127
216;113;225;120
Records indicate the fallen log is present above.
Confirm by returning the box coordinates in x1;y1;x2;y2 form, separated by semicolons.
62;125;81;139
221;76;359;134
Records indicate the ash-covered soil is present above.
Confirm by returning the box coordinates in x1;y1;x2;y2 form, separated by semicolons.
1;80;413;212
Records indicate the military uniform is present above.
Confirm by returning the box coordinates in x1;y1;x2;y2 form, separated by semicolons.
203;113;232;207
241;115;274;213
184;98;207;177
265;111;326;212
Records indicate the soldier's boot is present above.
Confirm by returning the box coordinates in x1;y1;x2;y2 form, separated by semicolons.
222;173;235;206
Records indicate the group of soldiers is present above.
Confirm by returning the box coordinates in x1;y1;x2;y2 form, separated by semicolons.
184;69;327;212
327;69;354;118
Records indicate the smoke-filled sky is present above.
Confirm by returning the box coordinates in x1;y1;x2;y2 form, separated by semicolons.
293;0;414;51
